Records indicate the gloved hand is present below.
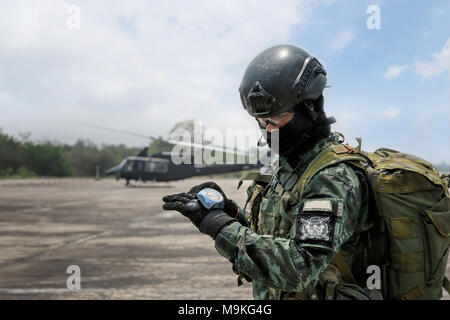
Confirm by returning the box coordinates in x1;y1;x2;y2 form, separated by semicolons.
186;182;240;218
162;191;237;239
162;192;207;227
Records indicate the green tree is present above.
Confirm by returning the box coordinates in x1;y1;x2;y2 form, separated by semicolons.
67;140;142;177
0;129;24;172
23;142;73;176
67;140;100;176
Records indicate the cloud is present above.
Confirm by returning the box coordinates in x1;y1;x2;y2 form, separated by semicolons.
327;30;355;52
380;107;400;119
384;65;410;79
413;38;450;79
384;38;450;80
429;7;447;17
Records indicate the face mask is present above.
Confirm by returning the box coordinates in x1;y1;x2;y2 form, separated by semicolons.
258;109;312;157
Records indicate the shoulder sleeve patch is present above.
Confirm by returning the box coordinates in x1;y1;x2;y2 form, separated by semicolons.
298;216;332;241
293;198;344;249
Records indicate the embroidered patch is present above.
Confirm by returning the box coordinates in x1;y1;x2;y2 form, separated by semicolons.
303;199;333;212
299;216;331;241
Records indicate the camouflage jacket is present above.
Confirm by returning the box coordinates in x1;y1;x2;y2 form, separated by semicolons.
214;133;375;300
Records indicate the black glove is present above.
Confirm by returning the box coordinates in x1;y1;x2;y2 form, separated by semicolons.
187;182;240;218
162;192;237;239
162;192;206;227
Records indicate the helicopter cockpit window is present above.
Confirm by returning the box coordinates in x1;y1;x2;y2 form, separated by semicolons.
125;161;134;172
156;163;168;173
145;162;156;172
136;161;144;172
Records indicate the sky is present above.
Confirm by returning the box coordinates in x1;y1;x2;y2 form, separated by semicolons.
0;0;449;163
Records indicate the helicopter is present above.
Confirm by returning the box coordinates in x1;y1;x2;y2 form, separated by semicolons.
105;147;262;185
81;123;264;186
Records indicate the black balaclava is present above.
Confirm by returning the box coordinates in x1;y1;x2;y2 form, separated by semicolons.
259;95;335;161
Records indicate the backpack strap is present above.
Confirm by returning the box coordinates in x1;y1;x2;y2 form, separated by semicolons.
295;142;368;196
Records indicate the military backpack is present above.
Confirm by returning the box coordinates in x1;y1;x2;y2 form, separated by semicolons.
295;138;450;299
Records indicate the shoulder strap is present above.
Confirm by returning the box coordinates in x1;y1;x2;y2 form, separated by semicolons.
296;142;368;197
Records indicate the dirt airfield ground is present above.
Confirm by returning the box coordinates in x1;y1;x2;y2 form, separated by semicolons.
0;177;254;300
0;177;448;300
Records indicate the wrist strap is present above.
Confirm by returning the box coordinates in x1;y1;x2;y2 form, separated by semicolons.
199;210;237;239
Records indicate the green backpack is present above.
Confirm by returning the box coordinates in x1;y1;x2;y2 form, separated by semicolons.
294;138;450;300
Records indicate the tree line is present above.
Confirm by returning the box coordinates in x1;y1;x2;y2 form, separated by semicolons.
1;126;449;178
0;129;142;178
0;120;195;179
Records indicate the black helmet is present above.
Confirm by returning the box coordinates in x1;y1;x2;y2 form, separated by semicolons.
239;44;327;118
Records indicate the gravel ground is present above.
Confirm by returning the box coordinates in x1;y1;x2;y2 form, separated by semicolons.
0;177;254;299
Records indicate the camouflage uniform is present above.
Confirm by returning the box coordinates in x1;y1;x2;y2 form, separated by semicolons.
214;133;377;300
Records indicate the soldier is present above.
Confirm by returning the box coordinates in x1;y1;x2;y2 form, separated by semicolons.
162;44;382;300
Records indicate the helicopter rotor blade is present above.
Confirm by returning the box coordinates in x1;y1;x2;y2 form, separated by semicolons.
75;122;263;157
75;123;158;141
